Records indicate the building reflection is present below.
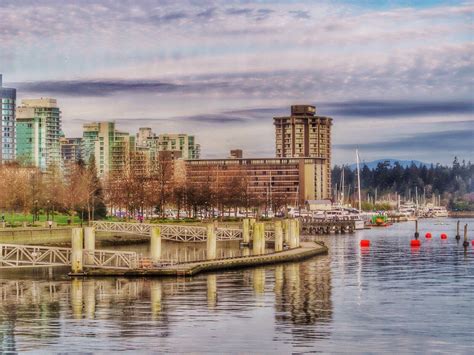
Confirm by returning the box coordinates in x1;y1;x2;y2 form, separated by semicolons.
273;257;332;340
0;256;332;351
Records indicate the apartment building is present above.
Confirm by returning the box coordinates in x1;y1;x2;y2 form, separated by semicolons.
82;122;135;178
0;75;16;163
274;105;332;199
16;98;62;170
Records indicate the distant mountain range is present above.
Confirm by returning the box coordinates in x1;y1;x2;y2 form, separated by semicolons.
347;159;429;170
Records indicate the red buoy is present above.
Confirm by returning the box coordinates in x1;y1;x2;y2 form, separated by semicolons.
360;240;370;247
425;232;432;239
441;233;448;239
411;240;421;247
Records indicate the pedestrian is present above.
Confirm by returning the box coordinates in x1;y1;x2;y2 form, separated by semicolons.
48;220;53;229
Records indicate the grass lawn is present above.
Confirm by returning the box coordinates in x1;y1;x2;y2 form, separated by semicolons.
1;212;83;225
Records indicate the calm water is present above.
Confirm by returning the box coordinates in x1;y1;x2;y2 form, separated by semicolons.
1;218;473;353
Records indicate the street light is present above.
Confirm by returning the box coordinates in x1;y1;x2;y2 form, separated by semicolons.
46;199;50;221
33;200;38;222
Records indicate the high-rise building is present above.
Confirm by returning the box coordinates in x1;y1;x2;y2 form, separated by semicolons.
143;131;200;160
273;105;332;199
82;121;135;178
16;98;62;170
60;137;83;173
136;127;153;147
0;75;16;163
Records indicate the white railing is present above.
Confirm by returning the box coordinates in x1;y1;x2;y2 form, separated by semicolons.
0;244;71;268
83;249;139;269
92;221;250;242
1;244;138;270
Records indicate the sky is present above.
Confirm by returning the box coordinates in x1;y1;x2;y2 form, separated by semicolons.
1;0;473;165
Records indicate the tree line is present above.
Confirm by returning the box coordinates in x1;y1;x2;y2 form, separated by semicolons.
0;158;106;222
331;157;474;210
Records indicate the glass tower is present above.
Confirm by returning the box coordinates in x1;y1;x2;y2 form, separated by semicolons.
0;74;17;163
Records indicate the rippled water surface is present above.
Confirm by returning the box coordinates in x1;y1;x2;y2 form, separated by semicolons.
1;218;473;353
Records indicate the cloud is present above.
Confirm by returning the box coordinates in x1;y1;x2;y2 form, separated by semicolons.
13;79;232;97
225;8;254;16
288;10;311;19
2;0;473;164
320;100;474;118
334;128;474;154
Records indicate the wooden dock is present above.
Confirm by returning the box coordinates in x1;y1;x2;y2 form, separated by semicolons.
69;242;328;277
300;219;355;235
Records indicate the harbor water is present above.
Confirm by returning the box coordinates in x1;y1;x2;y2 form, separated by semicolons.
1;218;473;353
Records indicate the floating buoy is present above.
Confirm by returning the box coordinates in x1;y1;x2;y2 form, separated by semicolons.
441;233;448;239
360;240;370;247
425;232;432;239
411;240;421;247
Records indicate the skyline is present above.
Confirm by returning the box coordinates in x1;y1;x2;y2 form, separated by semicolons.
1;0;473;164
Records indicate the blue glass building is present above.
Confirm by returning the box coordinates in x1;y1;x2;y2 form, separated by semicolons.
0;74;16;163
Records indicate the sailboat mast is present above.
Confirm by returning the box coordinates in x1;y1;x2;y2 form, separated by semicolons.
356;149;362;211
341;165;345;205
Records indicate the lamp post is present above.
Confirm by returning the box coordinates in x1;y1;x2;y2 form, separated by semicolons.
46;199;50;221
33;200;38;222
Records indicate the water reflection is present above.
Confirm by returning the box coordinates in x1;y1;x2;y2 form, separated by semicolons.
2;218;470;352
0;258;332;352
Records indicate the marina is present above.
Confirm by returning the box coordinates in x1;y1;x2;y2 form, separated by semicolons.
0;218;472;353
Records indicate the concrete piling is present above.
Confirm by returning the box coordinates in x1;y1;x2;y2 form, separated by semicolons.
253;222;265;255
289;220;298;249
295;219;300;247
150;227;162;262
242;218;250;244
207;223;217;260
71;228;84;273
274;221;283;252
84;227;96;265
283;219;291;245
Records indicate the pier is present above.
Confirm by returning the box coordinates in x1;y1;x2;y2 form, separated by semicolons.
0;219;328;277
91;221;277;241
71;242;328;277
300;218;355;235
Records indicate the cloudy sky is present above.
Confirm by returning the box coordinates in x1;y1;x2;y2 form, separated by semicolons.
1;0;473;165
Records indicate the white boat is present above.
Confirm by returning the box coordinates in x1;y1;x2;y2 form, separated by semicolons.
428;206;449;218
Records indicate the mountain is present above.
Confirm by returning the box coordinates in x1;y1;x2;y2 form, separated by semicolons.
347;159;429;170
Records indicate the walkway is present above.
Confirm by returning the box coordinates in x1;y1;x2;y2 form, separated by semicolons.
70;242;328;277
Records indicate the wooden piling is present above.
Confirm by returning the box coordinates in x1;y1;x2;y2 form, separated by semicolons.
456;221;461;240
463;224;469;248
